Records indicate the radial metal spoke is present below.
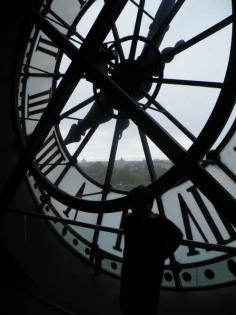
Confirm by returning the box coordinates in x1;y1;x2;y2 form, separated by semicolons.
129;0;158;25
143;91;196;142
45;8;85;43
163;15;234;61
111;24;125;61
9;208;123;234
57;128;98;187
139;129;156;182
129;0;145;60
53;125;99;187
82;191;103;197
144;105;164;114
72;124;99;160
104;119;123;190
21;72;61;78
181;239;236;254
89;119;123;262
60;95;96;120
160;78;223;89
148;77;223;89
45;15;83;45
10;207;236;254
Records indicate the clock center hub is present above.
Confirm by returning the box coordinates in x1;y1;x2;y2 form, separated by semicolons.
93;36;164;118
110;59;152;101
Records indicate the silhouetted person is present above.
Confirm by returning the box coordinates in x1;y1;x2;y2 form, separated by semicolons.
120;185;183;315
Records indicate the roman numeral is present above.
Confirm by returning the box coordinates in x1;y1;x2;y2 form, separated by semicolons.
36;36;59;59
187;185;236;240
27;88;51;118
36;132;65;176
179;185;236;256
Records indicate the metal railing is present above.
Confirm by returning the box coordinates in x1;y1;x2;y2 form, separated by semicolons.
8;207;236;255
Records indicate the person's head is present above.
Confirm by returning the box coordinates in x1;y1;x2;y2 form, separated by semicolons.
128;185;154;219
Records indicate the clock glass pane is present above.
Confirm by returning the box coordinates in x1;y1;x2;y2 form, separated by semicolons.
14;0;236;289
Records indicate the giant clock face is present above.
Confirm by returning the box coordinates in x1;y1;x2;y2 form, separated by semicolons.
14;0;236;289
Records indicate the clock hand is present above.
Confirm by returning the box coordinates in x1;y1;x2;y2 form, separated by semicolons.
162;15;234;62
64;100;130;145
137;13;234;78
65;42;118;145
161;39;185;63
139;39;185;77
139;0;184;61
65;100;113;145
140;13;233;84
136;0;185;75
59;95;96;121
146;0;176;49
118;117;130;140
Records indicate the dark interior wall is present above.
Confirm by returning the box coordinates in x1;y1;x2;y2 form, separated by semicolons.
0;5;236;315
0;213;122;315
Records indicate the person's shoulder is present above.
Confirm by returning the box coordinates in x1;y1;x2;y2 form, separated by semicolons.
124;212;135;227
126;212;133;221
150;213;166;222
152;213;174;224
143;213;183;241
152;214;183;234
145;213;164;226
